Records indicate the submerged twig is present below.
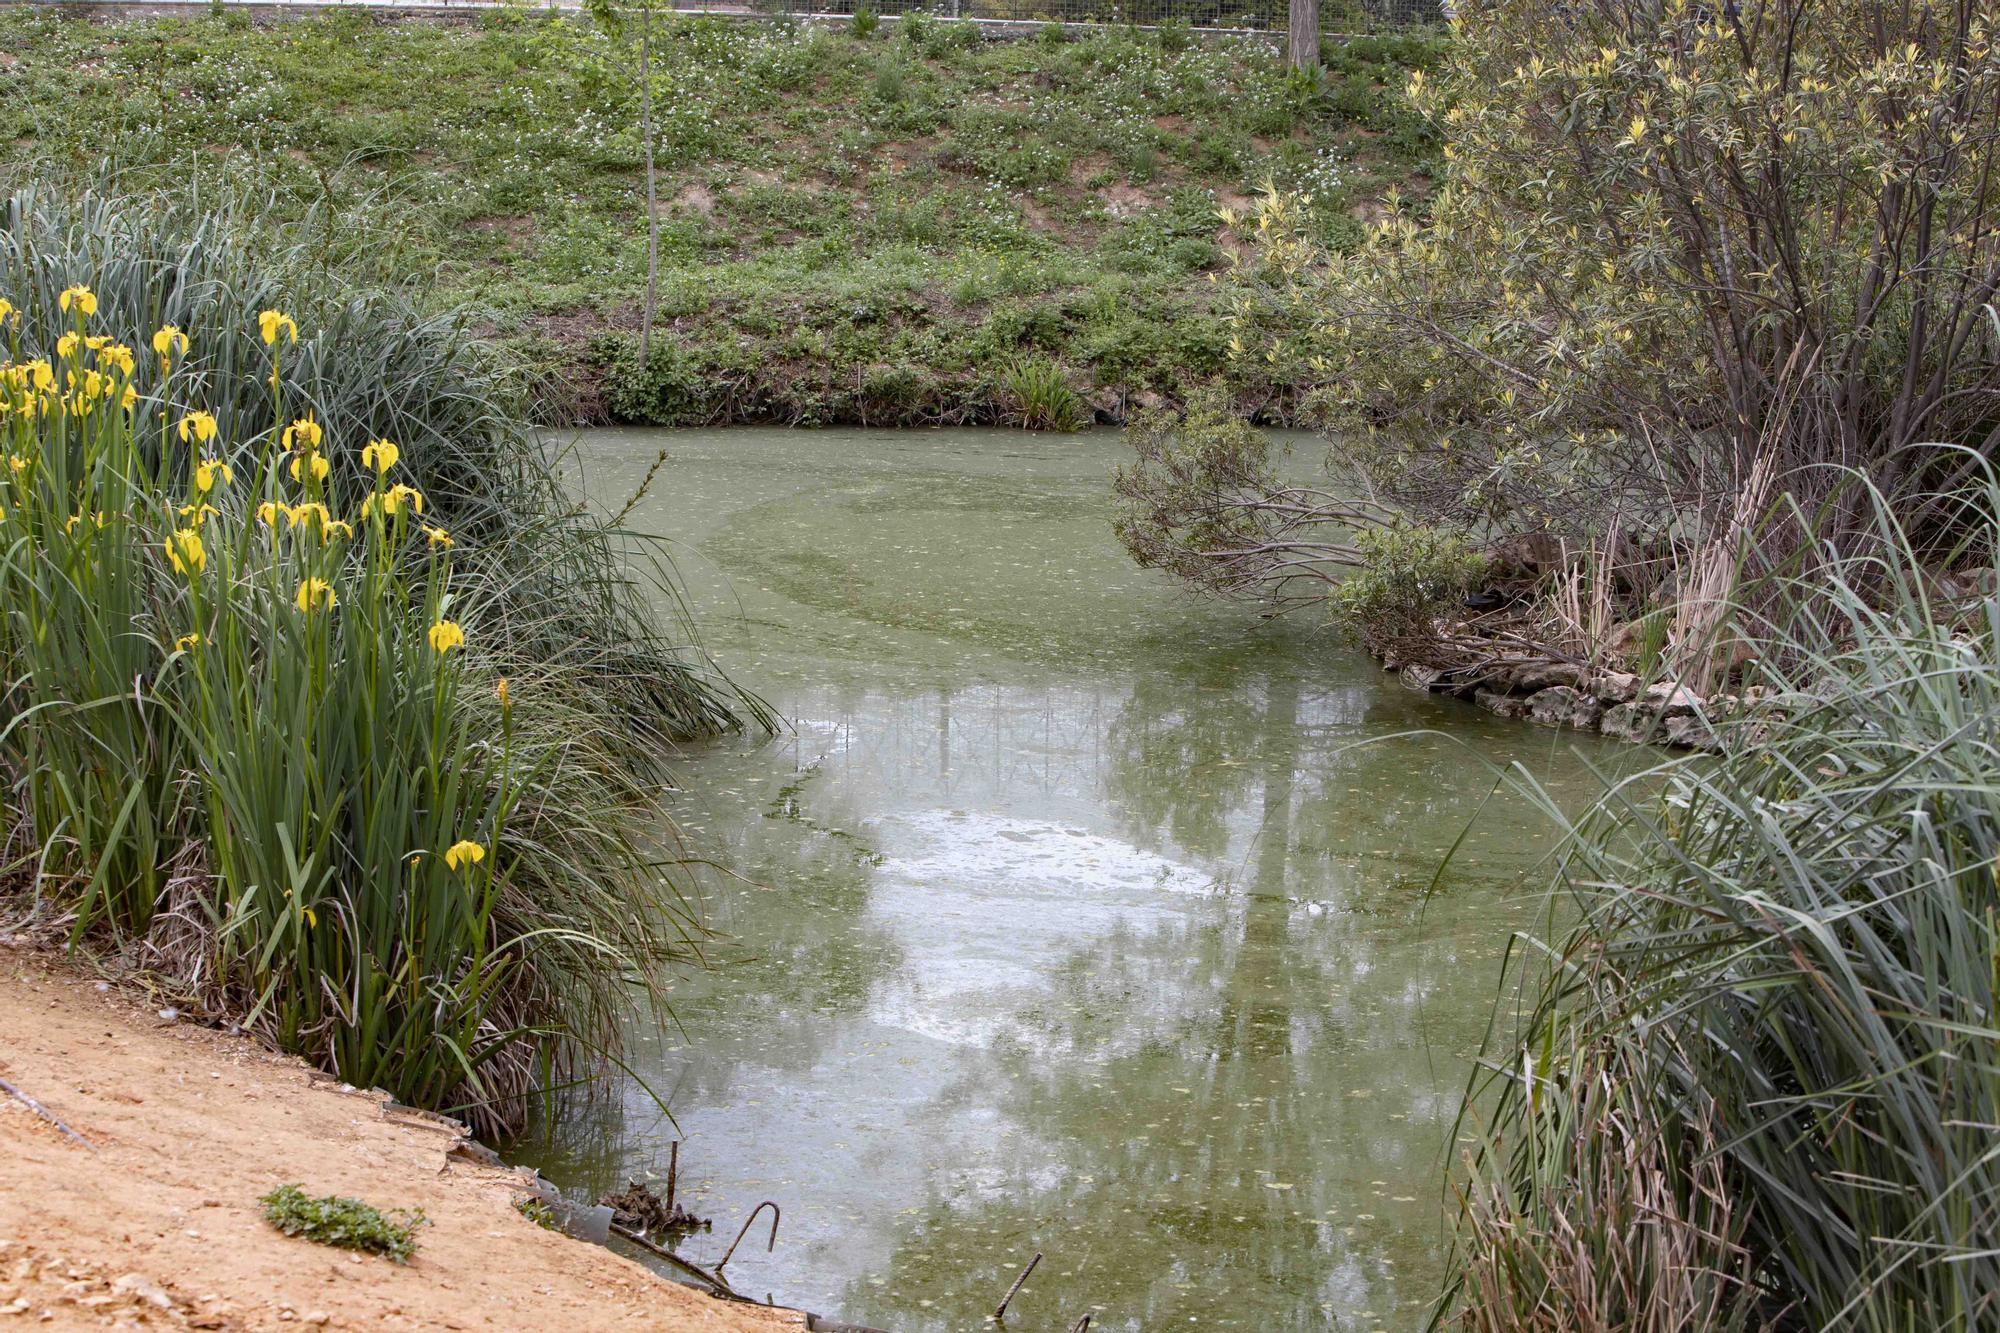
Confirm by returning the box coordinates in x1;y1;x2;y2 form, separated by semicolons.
993;1252;1040;1320
0;1075;94;1150
1068;1316;1093;1333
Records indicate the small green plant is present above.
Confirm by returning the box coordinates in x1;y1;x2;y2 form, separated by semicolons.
849;2;879;38
1331;524;1487;641
260;1185;426;1263
1000;356;1086;432
1626;607;1670;675
871;54;908;104
515;1195;564;1232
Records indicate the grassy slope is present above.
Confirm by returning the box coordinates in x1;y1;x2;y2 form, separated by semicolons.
0;8;1439;426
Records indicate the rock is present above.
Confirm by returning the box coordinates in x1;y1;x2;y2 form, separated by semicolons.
1513;662;1585;692
1643;680;1704;715
1664;714;1717;749
110;1275;171;1312
1592;670;1640;704
1474;687;1532;720
1601;702;1661;743
1526;686;1603;730
1399;664;1442;692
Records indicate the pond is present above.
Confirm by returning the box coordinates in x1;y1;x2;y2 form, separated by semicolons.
518;427;1613;1333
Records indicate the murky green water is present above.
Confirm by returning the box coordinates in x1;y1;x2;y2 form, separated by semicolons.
521;427;1610;1332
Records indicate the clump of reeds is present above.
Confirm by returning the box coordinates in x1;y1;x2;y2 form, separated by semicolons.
0;181;765;745
0;283;690;1138
1001;356;1087;432
1448;468;2000;1329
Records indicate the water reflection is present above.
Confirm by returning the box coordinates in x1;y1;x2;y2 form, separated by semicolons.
518;428;1606;1332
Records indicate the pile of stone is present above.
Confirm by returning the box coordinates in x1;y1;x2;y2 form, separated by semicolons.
1386;657;1809;750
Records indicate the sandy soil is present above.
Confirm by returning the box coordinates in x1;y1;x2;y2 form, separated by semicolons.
0;949;803;1332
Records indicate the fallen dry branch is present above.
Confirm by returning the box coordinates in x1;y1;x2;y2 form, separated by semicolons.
0;1074;93;1149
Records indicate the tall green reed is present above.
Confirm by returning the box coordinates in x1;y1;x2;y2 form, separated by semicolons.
2;283;696;1137
1446;466;2000;1330
0;181;767;744
0;292;184;933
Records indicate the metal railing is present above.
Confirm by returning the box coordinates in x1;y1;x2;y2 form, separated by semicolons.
57;0;1441;33
699;0;1441;30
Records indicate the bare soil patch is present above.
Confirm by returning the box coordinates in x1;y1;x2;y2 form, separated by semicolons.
0;952;799;1332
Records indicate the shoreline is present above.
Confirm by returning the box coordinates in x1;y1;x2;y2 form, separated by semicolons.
0;945;807;1332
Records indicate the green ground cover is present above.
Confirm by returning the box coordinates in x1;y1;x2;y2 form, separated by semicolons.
0;8;1439;425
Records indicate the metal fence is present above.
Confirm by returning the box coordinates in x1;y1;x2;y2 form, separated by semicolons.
69;0;1441;34
666;0;1441;32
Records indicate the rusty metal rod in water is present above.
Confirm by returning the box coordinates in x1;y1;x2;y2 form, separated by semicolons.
716;1199;781;1273
993;1252;1041;1320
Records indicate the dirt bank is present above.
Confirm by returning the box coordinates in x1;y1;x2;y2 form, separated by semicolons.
0;949;800;1332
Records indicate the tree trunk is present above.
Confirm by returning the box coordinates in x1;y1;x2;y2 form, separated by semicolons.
1288;0;1320;71
639;2;659;365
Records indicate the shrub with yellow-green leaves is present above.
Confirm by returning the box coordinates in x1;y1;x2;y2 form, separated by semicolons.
1207;0;2000;580
0;288;687;1136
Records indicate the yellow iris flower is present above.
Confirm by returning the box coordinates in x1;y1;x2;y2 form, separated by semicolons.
443;840;486;872
423;525;452;548
282;416;323;451
256;501;290;528
294;578;337;612
152;325;189;364
193;459;234;493
165;528;206;576
363;485;426;519
259;309;299;346
174;632;202;652
428;620;465;654
58;285;97;316
290;453;331;484
178;411;218;445
360;439;400;473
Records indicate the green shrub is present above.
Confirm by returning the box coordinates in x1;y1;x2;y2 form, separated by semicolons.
1244;0;2000;576
871;54;909;104
1330;524;1485;641
260;1185;426;1263
1000;355;1086;432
